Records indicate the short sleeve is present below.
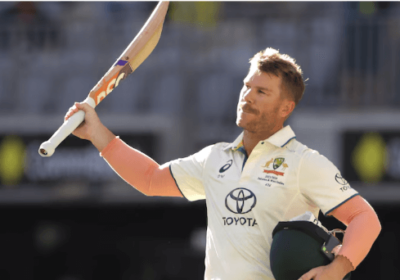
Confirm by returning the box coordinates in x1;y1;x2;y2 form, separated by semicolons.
298;150;359;216
168;145;214;201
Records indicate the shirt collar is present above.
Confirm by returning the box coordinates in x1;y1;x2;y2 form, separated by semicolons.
224;125;296;151
224;131;245;151
266;125;296;148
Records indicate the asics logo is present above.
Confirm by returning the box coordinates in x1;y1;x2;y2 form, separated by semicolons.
219;159;233;173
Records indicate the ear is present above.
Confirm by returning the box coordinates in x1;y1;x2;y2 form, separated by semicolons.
280;99;295;118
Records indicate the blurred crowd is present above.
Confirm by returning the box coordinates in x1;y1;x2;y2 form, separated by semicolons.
0;2;399;122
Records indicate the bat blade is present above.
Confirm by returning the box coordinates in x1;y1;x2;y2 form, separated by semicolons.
89;1;169;106
38;1;170;157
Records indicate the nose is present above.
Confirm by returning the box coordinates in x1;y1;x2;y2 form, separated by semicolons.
241;87;254;103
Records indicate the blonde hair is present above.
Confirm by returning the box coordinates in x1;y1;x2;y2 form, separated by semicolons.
250;48;305;105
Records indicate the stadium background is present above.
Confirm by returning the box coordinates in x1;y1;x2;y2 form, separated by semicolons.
0;2;399;279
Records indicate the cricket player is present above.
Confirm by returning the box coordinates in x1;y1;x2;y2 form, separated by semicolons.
65;48;381;280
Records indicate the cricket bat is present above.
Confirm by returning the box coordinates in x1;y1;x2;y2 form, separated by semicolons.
39;1;170;157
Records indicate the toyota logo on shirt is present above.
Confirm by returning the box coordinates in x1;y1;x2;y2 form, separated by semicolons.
335;173;349;185
225;188;257;214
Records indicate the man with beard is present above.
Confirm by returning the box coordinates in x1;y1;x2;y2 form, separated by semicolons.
65;48;381;280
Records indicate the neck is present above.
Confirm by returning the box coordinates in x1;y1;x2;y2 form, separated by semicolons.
242;124;284;156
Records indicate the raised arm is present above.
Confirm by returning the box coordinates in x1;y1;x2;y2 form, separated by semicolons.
65;102;182;197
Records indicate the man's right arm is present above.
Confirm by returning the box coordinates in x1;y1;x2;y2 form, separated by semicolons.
64;102;182;197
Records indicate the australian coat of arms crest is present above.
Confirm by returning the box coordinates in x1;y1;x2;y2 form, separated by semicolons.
262;157;288;176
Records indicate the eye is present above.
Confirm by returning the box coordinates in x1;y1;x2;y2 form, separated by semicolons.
258;90;266;94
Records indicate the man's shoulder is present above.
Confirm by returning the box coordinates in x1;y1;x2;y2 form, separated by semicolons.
214;141;232;150
287;139;328;162
285;138;312;156
288;139;335;169
199;142;231;152
193;142;231;158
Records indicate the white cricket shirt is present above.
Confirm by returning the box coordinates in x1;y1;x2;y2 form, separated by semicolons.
169;125;359;280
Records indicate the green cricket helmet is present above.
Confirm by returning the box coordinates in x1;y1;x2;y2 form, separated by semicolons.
270;212;351;280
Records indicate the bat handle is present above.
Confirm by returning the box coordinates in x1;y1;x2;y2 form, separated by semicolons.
38;97;96;157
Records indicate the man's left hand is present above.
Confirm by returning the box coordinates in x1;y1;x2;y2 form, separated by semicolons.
298;263;341;280
298;254;353;280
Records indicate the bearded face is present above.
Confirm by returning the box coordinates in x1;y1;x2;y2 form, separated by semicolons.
236;69;286;135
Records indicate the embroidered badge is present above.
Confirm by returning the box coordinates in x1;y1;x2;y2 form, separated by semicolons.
262;157;288;176
273;158;285;169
